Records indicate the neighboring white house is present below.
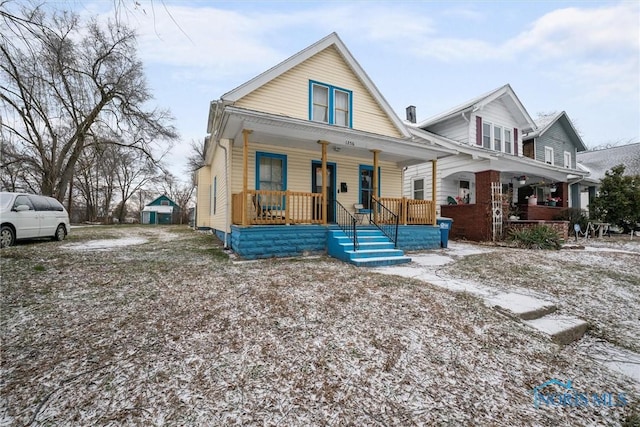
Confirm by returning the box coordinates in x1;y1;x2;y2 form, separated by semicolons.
403;84;588;241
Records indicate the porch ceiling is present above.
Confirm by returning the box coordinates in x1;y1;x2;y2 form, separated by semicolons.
440;152;586;183
221;107;456;165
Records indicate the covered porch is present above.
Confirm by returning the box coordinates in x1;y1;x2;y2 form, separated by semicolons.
225;107;452;228
440;160;586;241
215;107;454;258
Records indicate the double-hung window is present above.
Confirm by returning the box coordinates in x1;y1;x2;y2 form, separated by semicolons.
256;152;286;191
481;120;514;154
413;178;424;200
564;151;571;168
504;129;512;154
312;85;329;123
256;152;287;209
482;122;491;148
310;81;352;127
545;147;554;165
494;125;502;152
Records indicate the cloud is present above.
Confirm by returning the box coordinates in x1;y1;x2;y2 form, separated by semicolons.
131;6;283;71
504;2;639;59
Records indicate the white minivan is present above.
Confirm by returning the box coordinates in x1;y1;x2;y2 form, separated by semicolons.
0;192;71;248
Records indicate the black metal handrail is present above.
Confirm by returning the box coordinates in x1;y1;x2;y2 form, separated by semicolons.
334;200;358;251
369;197;399;248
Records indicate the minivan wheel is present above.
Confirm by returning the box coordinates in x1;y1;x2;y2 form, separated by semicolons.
53;224;66;241
1;225;15;248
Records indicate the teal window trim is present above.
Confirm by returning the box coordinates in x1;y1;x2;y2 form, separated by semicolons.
358;164;381;212
255;151;287;209
309;80;353;127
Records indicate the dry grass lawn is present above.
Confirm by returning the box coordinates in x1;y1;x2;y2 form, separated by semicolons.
1;225;638;426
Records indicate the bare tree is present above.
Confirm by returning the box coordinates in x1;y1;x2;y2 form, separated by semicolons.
157;171;194;224
0;3;177;201
113;147;160;223
186;138;206;172
73;139;120;222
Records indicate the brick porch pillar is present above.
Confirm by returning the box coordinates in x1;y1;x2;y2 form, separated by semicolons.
475;170;501;205
474;170;501;241
560;182;569;208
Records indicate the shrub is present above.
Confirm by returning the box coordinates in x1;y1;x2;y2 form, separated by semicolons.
508;225;561;250
590;165;640;233
555;208;588;235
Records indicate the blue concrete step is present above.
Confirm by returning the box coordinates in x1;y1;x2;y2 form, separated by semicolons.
327;228;411;267
345;248;405;258
351;255;412;267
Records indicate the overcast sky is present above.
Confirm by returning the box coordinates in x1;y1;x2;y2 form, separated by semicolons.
73;0;640;181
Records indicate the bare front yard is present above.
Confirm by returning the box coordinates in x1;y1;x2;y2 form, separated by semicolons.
1;226;638;426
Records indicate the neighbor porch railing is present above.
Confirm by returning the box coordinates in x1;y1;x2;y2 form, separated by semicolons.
370;196;399;248
334;199;359;251
232;190;324;225
379;197;435;225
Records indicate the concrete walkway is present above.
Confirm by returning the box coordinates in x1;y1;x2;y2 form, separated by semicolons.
373;242;639;385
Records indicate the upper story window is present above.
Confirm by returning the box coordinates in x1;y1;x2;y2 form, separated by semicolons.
504;129;512;154
481;119;514;154
494;125;502;151
309;81;352;127
564;151;571;168
545;146;554;165
482;122;491;148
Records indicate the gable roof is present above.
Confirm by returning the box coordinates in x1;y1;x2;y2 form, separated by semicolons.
146;194;179;208
220;32;410;138
577;142;640;182
415;84;536;131
523;111;587;151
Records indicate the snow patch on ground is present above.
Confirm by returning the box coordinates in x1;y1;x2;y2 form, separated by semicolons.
487;292;556;317
376;241;640;386
577;337;640;387
62;237;148;251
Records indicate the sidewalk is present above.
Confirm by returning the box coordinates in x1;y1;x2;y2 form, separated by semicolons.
373;241;640;385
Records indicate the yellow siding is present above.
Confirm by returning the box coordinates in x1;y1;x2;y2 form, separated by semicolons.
195;140;232;231
230;142;402;215
235;46;402;138
210;140;230;231
195;165;211;228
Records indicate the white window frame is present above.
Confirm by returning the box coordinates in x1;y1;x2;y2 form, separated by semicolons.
482;120;513;154
504;129;512;154
311;84;329;123
494;125;502;152
482;122;491;149
564;151;571;168
458;180;470;204
545;146;554;165
413;178;424;200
